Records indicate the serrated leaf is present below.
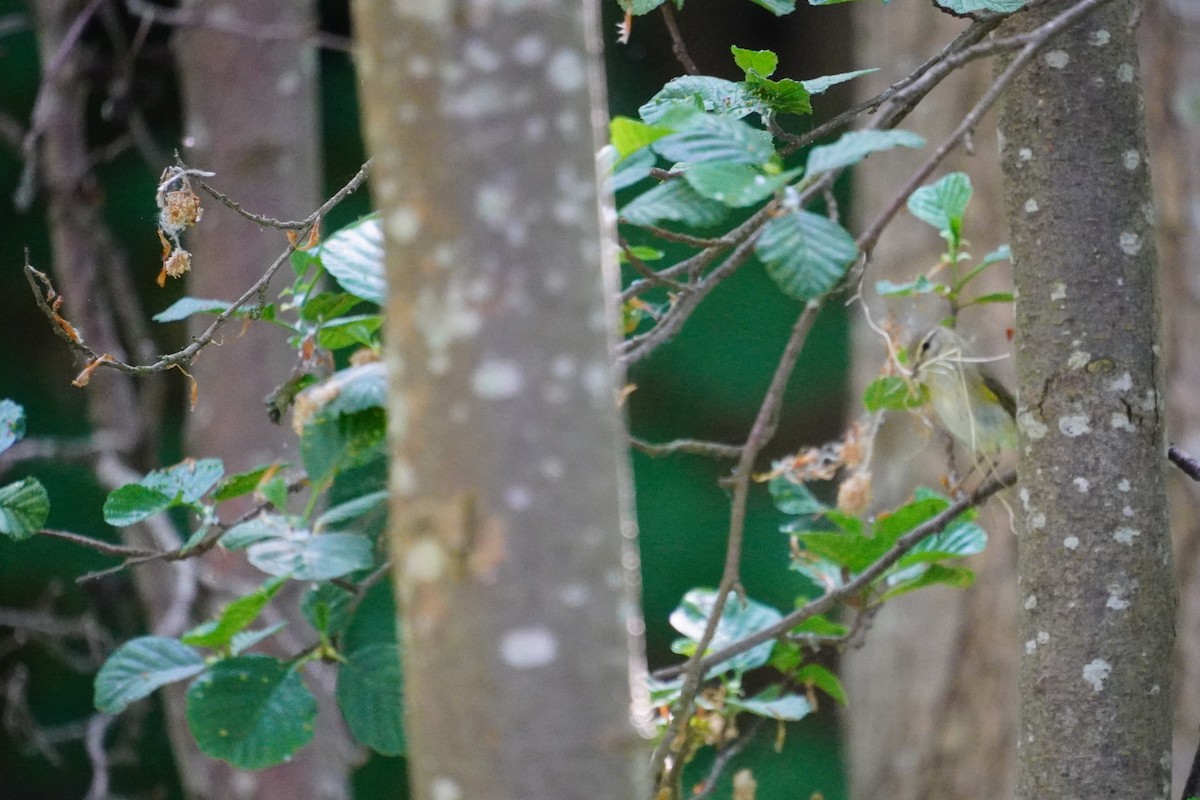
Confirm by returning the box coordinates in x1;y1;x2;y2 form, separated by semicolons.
873;496;949;546
805;129;924;176
749;76;812;117
143;459;224;505
863;376;925;412
908;172;973;235
337;643;406;755
731;46;778;78
0;477;49;540
730;686;812;720
182;576;288;650
230;622;289;656
221;513;299;550
611;148;656;192
621;179;730;228
769;474;827;516
796;663;847;704
897;517;987;568
756;210;858;301
307;216;385;305
879;563;976;602
213;464;286;503
300;408;388;486
800;68;878;94
103;484;173;527
610;116;672;159
186;655;317;769
152;297;231;323
316;314;382;351
0;400;25;455
669;589;783;676
94;636;205;714
315;490;388;532
796;529;890;573
344;581;398;653
652;114;777;166
301;583;356;638
683;163;801;208
639;77;758;124
247;532;375;580
300;292;362;323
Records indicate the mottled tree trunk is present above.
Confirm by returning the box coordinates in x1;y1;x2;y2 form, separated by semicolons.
845;7;1016;800
173;3;357;798
998;2;1173;795
353;1;649;799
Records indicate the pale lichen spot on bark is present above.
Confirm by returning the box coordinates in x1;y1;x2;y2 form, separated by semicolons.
503;484;533;511
1113;526;1141;545
1066;350;1090;370
1137;388;1158;412
1119;231;1142;255
1122;150;1141;170
552;354;577;379
391;459;417;496
556;110;582;137
1118;478;1132;492
1082;658;1112;692
1058;414;1091;437
415;281;483;375
1019;486;1031;509
408;55;433;79
1063;534;1079;549
513;34;547;65
1025;639;1037;654
1072;477;1090;493
1018;146;1033;162
1106;581;1133;610
1037;631;1050;645
276;71;301;97
540;457;565;481
463;38;502;73
1111;412;1136;432
559;583;589;607
1028;511;1047;530
1107;371;1133;392
376;179;400;202
1018;410;1048;439
429;776;462;800
499;626;559;669
542;383;569;405
1044;50;1070;69
386;206;422;242
582;361;613;400
524;115;548;142
476;182;516;229
1050;281;1067;300
405;537;448;582
1117;62;1135;82
1089;29;1111;46
1024;198;1039;214
1024;594;1037;610
472;359;525;399
546;49;586;93
1123;505;1134;517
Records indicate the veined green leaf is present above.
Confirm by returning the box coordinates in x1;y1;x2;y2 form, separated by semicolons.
683;163;801;207
863;376;925;412
153;297;232;323
639;77;757;124
669;589;783;676
621;179;730;228
306;216;385;305
0;477;49;540
0;400;25;455
652;113;777;166
182;576;288;650
247;532;375;580
756;210;858;301
337;643;406;756
805;129;924;176
610;116;672;159
94;636;205;714
908;172;973;236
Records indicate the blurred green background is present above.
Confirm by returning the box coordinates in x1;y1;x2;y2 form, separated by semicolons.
0;1;854;796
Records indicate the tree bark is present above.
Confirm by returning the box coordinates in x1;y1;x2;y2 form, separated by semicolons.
352;1;649;799
998;2;1174;795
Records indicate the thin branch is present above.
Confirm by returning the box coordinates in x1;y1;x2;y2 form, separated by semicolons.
1170;445;1200;482
82;713;115;800
630;437;744;459
620;238;691;293
652;300;822;786
660;4;699;76
692;717;766;800
654;470;1017;682
38;529;158;559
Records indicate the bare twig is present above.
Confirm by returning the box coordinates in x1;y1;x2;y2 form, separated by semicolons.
630;437;744;459
83;713;115;800
660;4;699;76
1170;445;1200;482
692;717;766;800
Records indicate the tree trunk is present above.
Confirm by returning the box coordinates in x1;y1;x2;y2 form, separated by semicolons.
998;2;1174;795
352;1;649;798
173;3;357;798
845;7;1016;799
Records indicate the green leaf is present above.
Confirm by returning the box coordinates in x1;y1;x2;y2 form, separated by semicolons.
315;490;388;532
619;245;664;263
0;477;49;540
756;210;858;301
982;244;1011;265
805;129;924;177
300;408;388;486
863;376;925;412
935;0;1024;13
611;148;656;192
186;655;317;769
221;513;299;551
247;533;375;581
316;315;382;351
898;517;987;568
801;69;879;95
337;643;406;755
746;0;797;12
230;622;288;655
639;77;757;124
731;46;778;78
652;113;777;166
301;583;356;638
791;614;847;638
103;484;172;527
344;581;398;653
182;576;288;650
152;297;232;323
966;292;1015;305
299;292;362;323
307;216;385;305
94;636;205;714
879;563;976;602
621;179;730;228
796;663;847;704
617;0;668;12
259;475;290;512
143;459;224;504
728;686;812;720
796;529;890;573
610;116;672;159
213;464;286;503
908;172;973;236
669;589;783;675
295;363;388;426
875;275;943;297
683;163;801;208
873;496;949;547
769;474;827;516
0;400;25;455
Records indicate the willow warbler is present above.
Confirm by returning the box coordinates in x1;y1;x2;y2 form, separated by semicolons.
911;326;1016;455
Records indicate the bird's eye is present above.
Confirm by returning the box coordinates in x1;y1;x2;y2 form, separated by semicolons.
920;339;932;352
